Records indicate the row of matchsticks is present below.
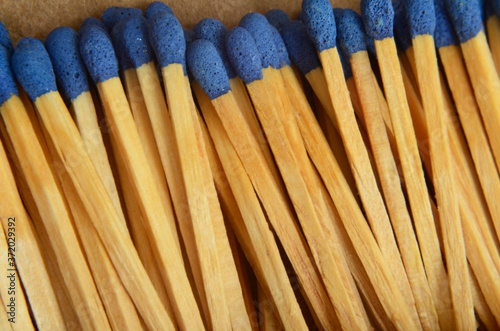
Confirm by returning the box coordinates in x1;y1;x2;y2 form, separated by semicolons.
0;0;500;330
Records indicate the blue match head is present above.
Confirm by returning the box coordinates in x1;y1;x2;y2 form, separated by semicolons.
446;0;483;42
149;11;186;73
0;21;13;55
12;38;57;101
392;0;412;50
225;27;263;84
360;0;395;40
110;20;134;70
81;17;108;32
0;46;18;106
270;25;291;68
184;29;196;82
297;11;306;22
79;24;119;84
265;9;290;32
101;6;142;30
339;50;353;79
404;0;436;38
434;0;458;48
333;8;344;21
301;0;337;52
114;15;155;69
336;9;368;58
239;13;280;69
45;27;90;103
145;2;174;20
187;39;230;100
282;21;321;75
193;18;236;79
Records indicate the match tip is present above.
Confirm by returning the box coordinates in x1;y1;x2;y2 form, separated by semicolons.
445;0;483;42
404;0;436;38
148;11;186;71
0;46;18;106
187;39;230;100
360;0;394;40
336;9;367;58
239;13;279;69
434;0;458;48
392;0;412;50
0;21;13;55
101;6;142;30
270;25;291;68
79;24;119;84
45;27;90;102
194;18;236;79
225;27;263;84
145;2;174;20
112;15;154;70
265;9;290;32
301;0;337;52
12;38;57;101
282;21;321;75
81;17;108;32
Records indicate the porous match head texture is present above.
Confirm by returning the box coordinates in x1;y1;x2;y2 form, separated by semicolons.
239;13;279;69
225;26;263;84
361;0;395;40
337;9;368;58
301;0;337;51
101;6;142;30
446;0;483;42
282;21;321;75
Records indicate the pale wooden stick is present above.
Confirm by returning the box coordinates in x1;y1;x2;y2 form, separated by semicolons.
461;31;500;172
1;96;111;330
486;15;500;75
38;114;145;331
160;63;230;329
350;49;439;330
374;37;453;329
0;118;65;330
211;91;338;330
470;264;499;330
439;44;500;244
258;284;283;331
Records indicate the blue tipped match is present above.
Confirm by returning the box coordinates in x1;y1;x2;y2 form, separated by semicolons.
270;25;291;68
145;2;174;21
184;29;196;82
333;8;344;21
367;35;377;56
113;15;154;70
404;0;436;38
265;9;290;32
339;50;353;79
0;46;18;106
187;39;230;100
79;24;119;84
0;21;13;55
101;6;142;30
434;0;458;48
239;13;280;69
336;9;368;58
392;0;412;50
81;18;108;32
225;27;263;84
297;11;306;23
282;21;321;75
149;11;186;73
194;18;236;79
361;0;395;40
45;27;90;103
301;0;337;52
12;38;57;101
446;0;483;42
110;20;134;71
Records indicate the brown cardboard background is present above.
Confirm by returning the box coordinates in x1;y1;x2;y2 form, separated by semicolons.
0;0;359;44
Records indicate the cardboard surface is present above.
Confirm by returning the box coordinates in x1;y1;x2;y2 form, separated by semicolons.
0;0;359;44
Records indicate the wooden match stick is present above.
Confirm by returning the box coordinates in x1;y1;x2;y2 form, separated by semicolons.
487;0;500;74
361;0;454;328
5;40;112;330
447;0;500;172
149;11;234;330
470;264;499;330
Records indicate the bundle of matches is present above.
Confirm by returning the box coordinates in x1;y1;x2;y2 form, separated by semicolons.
0;0;500;329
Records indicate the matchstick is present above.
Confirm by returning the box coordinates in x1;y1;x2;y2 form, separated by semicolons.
79;23;200;329
101;6;141;30
405;1;473;328
5;40;112;330
470;264;499;330
447;0;500;172
487;0;500;73
148;10;234;330
301;2;420;326
336;8;438;330
361;0;454;328
434;0;500;252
